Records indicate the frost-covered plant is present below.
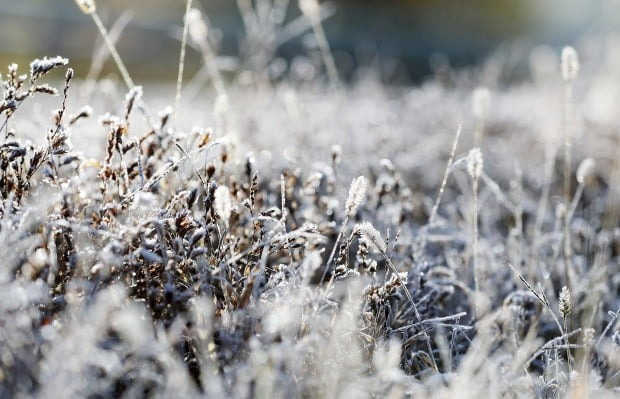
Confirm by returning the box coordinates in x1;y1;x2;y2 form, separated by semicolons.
1;4;619;398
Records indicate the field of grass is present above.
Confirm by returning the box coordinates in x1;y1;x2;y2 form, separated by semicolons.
1;1;619;398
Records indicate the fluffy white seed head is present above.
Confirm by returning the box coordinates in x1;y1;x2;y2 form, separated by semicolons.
561;46;579;83
472;87;491;120
214;185;232;226
559;286;571;318
467;148;483;180
75;0;96;14
345;176;367;217
299;0;320;18
576;158;595;185
355;222;386;253
187;8;208;44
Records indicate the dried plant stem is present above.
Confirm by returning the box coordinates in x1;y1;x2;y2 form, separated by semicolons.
380;251;439;372
428;124;462;226
310;20;340;88
530;144;557;278
301;3;340;88
324;217;348;276
472;174;480;316
524;328;582;367
595;307;620;349
82;11;132;99
197;37;227;99
90;11;135;90
562;83;573;291
508;263;573;369
174;0;193;130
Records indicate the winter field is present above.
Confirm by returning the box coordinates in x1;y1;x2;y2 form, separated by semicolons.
1;1;620;398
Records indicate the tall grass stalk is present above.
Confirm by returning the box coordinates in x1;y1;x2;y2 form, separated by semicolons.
299;0;340;88
530;144;558;279
428;124;462;226
188;9;228;99
560;46;579;290
472;87;490;147
81;11;132;99
324;176;367;280
467;148;483;317
174;0;193;131
75;0;135;90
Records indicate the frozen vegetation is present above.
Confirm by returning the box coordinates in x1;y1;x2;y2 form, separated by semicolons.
1;1;619;397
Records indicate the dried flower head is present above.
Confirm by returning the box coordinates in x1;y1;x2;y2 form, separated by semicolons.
355;222;386;253
69;105;93;125
187;8;208;44
472;87;491;120
467;148;483;180
124;86;143;119
345;176;367;218
33;84;58;96
75;0;96;14
576;158;595;185
29;56;69;82
561;46;579;83
559;286;571;319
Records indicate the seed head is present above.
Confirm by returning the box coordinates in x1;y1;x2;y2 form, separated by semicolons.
187;8;208;44
345;176;367;218
355;222;386;253
561;46;579;83
75;0;96;14
124;86;143;119
576;158;595;185
467;148;483;180
299;0;320;18
29;56;69;82
559;286;571;319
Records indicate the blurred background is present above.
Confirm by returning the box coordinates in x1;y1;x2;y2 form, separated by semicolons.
0;0;615;82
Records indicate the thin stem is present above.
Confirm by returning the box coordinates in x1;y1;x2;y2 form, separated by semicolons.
90;11;135;90
531;144;557;279
428;124;462;226
562;83;573;291
324;217;348;280
472;176;479;317
306;11;340;88
174;0;193;131
381;251;439;372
